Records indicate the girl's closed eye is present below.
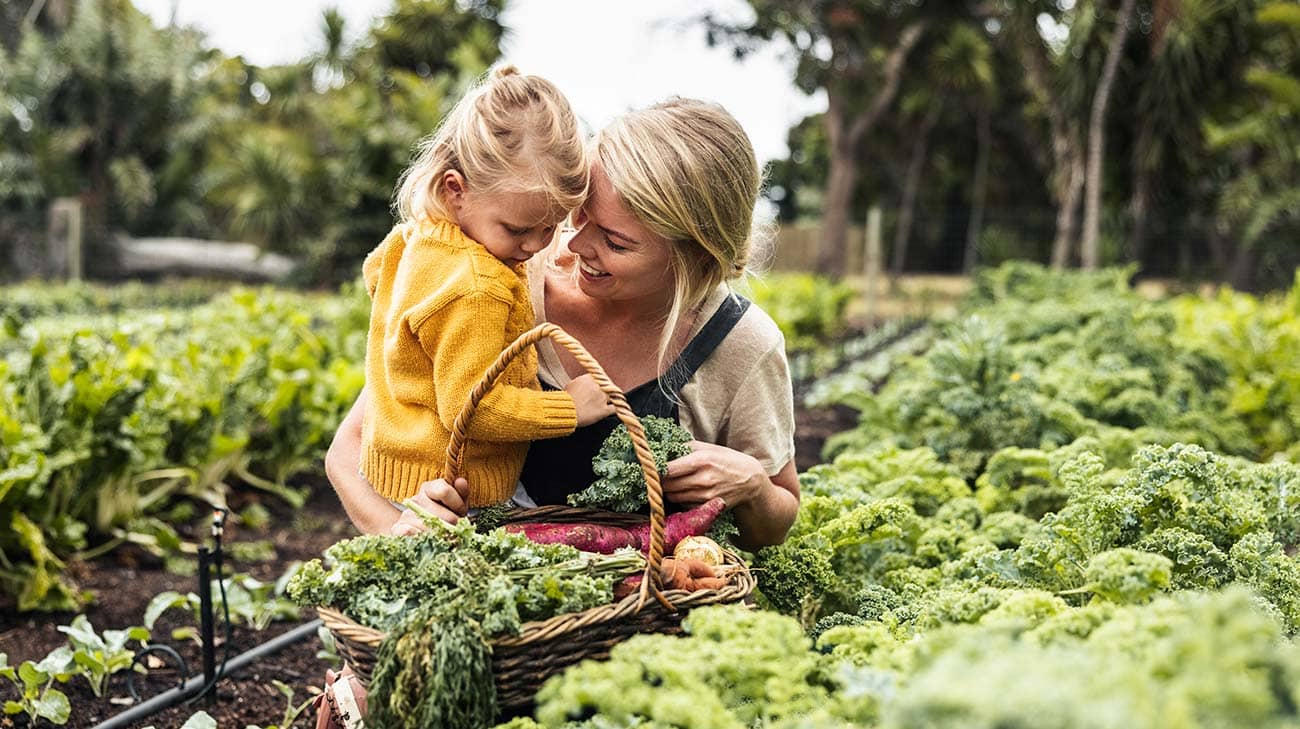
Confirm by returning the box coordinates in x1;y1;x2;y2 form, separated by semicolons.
604;235;627;253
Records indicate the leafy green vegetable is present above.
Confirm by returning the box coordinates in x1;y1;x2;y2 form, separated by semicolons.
56;615;150;697
570;416;693;513
291;510;643;729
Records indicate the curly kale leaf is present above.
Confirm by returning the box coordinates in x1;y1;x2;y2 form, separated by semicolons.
569;415;694;512
1079;548;1172;605
533;606;854;729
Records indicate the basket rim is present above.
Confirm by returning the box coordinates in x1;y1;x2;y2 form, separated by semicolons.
317;550;755;650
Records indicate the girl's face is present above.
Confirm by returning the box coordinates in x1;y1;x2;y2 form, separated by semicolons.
566;163;675;306
443;170;562;265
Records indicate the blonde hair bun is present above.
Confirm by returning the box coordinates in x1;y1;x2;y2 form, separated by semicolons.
492;64;521;79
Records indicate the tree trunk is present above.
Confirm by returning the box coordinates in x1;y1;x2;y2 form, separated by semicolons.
817;145;860;275
1081;0;1139;269
1129;77;1156;267
1128;163;1151;265
1207;219;1230;273
890;103;942;278
83;0;118;275
963;100;993;273
816;19;929;277
1229;243;1258;291
1051;149;1086;268
816;97;856;276
1012;12;1086;269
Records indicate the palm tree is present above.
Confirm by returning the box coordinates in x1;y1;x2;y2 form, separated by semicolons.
1205;2;1300;289
889;23;995;276
1127;0;1256;265
890;92;942;277
1001;1;1088;268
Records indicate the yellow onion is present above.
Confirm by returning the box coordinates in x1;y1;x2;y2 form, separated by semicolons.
672;536;725;566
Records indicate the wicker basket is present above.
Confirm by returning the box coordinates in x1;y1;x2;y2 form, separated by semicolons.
317;323;756;714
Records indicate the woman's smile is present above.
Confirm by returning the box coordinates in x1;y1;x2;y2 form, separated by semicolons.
577;258;610;280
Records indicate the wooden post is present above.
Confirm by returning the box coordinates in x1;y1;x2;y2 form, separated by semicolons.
48;197;83;281
863;206;882;326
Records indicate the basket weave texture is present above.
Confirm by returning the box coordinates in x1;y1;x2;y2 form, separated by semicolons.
318;323;756;714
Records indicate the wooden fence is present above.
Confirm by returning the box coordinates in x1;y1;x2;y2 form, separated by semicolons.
767;222;873;274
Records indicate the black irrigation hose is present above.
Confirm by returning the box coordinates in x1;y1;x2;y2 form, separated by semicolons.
90;618;324;729
126;644;189;702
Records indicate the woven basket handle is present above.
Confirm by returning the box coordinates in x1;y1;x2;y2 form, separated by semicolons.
442;323;672;609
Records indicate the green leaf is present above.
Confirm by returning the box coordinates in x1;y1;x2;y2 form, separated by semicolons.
18;661;48;688
34;646;74;679
73;651;107;674
272;678;294;699
144;591;187;629
34;688;70;724
58;615;103;652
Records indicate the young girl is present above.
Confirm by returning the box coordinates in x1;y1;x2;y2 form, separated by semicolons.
360;65;612;512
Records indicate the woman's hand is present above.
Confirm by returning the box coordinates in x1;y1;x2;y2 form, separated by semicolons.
664;442;800;550
388;477;470;536
661;441;766;509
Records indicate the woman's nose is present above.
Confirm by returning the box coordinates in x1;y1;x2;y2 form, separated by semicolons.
565;223;592;253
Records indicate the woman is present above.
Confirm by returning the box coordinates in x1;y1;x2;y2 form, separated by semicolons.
326;98;799;550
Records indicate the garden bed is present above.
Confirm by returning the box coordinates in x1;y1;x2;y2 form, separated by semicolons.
0;481;352;728
0;398;846;729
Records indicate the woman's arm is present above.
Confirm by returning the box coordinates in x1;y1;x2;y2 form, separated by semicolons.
662;443;799;551
325;387;403;534
327;387;474;534
732;460;799;550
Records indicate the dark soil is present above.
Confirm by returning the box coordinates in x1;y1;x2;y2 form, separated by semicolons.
0;400;853;729
0;482;355;729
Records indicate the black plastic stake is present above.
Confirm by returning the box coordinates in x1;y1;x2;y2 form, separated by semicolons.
196;546;215;705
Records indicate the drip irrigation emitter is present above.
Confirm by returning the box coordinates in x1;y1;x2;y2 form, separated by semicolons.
91;506;323;729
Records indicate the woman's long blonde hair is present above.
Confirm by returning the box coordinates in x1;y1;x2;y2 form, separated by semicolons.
590;97;766;380
395;65;588;226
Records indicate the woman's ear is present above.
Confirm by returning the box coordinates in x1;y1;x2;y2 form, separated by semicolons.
441;169;467;212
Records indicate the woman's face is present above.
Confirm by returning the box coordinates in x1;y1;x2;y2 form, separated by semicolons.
565;163;675;306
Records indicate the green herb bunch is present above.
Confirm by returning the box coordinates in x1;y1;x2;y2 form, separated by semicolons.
287;509;643;729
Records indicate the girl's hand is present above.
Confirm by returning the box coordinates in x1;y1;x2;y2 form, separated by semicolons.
388;476;470;536
565;374;616;426
661;441;766;510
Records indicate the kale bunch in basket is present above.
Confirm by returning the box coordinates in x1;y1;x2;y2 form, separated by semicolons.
569;415;693;512
287;509;644;729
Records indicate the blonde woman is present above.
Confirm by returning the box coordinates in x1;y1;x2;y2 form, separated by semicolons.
330;98;799;549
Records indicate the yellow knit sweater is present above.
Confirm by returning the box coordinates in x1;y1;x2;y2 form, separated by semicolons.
360;220;577;507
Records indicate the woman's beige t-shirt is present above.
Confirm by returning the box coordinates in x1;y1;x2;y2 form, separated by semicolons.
530;276;797;477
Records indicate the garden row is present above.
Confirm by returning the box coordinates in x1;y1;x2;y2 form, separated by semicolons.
491;263;1300;729
0;283;371;612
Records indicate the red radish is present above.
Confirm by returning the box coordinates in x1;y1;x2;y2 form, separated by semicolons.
505;497;727;554
629;498;726;553
503;523;639;553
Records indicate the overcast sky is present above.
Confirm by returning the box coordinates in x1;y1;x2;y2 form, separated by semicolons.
132;0;827;166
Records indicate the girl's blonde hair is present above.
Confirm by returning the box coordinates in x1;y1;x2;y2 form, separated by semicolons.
591;97;765;378
396;65;588;226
